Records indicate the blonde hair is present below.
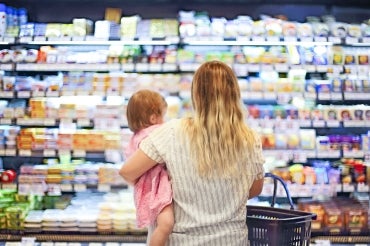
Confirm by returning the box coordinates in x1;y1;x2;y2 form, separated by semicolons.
126;89;167;133
183;61;255;178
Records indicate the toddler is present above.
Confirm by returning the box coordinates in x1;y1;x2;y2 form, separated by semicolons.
125;89;174;246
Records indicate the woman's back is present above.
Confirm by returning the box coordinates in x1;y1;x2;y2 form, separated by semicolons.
140;119;264;245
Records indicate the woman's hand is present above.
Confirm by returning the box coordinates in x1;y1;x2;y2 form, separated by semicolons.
119;149;158;185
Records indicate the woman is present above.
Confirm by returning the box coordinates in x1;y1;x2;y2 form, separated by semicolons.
120;60;265;245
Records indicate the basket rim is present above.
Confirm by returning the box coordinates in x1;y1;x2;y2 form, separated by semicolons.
246;205;317;221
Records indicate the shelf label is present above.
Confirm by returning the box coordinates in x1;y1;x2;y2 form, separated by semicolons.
19;149;32;156
345;37;358;44
343;150;364;158
342;184;355;192
252;36;265;42
58;149;71;155
61;90;75;96
274;64;288;72
135;63;149;72
121;63;135;71
330;93;342;100
32;91;45;97
0;118;12;125
247;64;260;72
77;118;91;127
5;149;16;156
300;37;313;42
314;36;327;42
17;91;31;98
74;184;87;192
43;149;56;157
148;63;162;72
261;65;273;71
316;150;340;158
263;92;276;100
43;118;56;126
326;120;340;128
162;63;177;71
91;91;105;96
312;120;326;128
73;149;86;157
317;92;330;100
356;183;369;192
284;36;297;42
2;183;17;190
343;121;365;127
60;183;73;192
98;184;111;192
0;149;5;155
328;36;342;44
0;91;14;98
46;91;59;97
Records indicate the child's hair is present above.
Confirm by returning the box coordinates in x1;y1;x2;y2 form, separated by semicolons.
126;89;167;133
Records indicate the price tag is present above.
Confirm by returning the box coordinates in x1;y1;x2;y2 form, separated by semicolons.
149;63;162;71
314;36;327;42
343;150;364;158
17;91;31;98
266;36;279;42
32;91;45;97
284;36;297;42
0;118;12;125
43;149;56;157
2;183;17;190
263;92;276;100
46;91;59;97
274;64;288;72
21;237;36;246
91;91;105;96
0;149;5;155
246;64;260;72
304;65;316;72
74;184;87;192
328;36;342;44
61;90;75;96
75;90;89;96
98;184;111;192
73;149;86;157
18;183;31;195
343;121;365;127
43;118;56;126
60;183;73;192
300;37;313;42
330;93;342;100
345;37;358;44
318;93;331;100
326;120;340;128
58;150;71;156
316;65;328;73
357;183;369;192
162;63;177;71
248;92;263;99
261;65;273;71
303;92;316;100
1;91;14;98
312;120;326;128
135;63;149;72
77;118;91;127
5;149;16;156
342;184;355;192
19;149;32;156
252;36;265;42
121;63;135;72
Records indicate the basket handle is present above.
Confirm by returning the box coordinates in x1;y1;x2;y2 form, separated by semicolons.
264;172;295;210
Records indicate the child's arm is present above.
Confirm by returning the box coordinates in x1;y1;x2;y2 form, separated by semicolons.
119;149;157;185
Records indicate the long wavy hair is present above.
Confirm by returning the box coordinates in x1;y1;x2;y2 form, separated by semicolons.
183;61;255;178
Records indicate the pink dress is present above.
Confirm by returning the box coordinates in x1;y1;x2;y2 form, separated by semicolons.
125;124;172;228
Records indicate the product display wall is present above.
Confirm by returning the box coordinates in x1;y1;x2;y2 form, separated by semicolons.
0;0;369;244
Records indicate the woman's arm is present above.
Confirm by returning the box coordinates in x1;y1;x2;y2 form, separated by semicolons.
119;149;157;185
248;177;264;199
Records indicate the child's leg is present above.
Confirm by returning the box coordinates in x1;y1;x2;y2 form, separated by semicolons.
149;203;174;246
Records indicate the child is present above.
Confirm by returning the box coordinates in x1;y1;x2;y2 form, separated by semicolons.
124;89;174;246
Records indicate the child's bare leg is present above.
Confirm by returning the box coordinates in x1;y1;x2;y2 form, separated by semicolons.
149;204;174;246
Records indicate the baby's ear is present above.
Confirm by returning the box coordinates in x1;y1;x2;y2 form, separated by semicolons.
149;114;157;124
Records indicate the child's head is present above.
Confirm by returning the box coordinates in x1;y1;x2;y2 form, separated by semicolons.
126;89;168;133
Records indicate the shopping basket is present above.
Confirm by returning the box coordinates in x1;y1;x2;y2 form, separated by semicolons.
247;173;317;246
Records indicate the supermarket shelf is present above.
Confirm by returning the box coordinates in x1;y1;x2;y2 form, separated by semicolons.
311;236;370;244
0;232;147;243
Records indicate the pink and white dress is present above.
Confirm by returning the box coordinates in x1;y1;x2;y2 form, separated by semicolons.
125;124;172;228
